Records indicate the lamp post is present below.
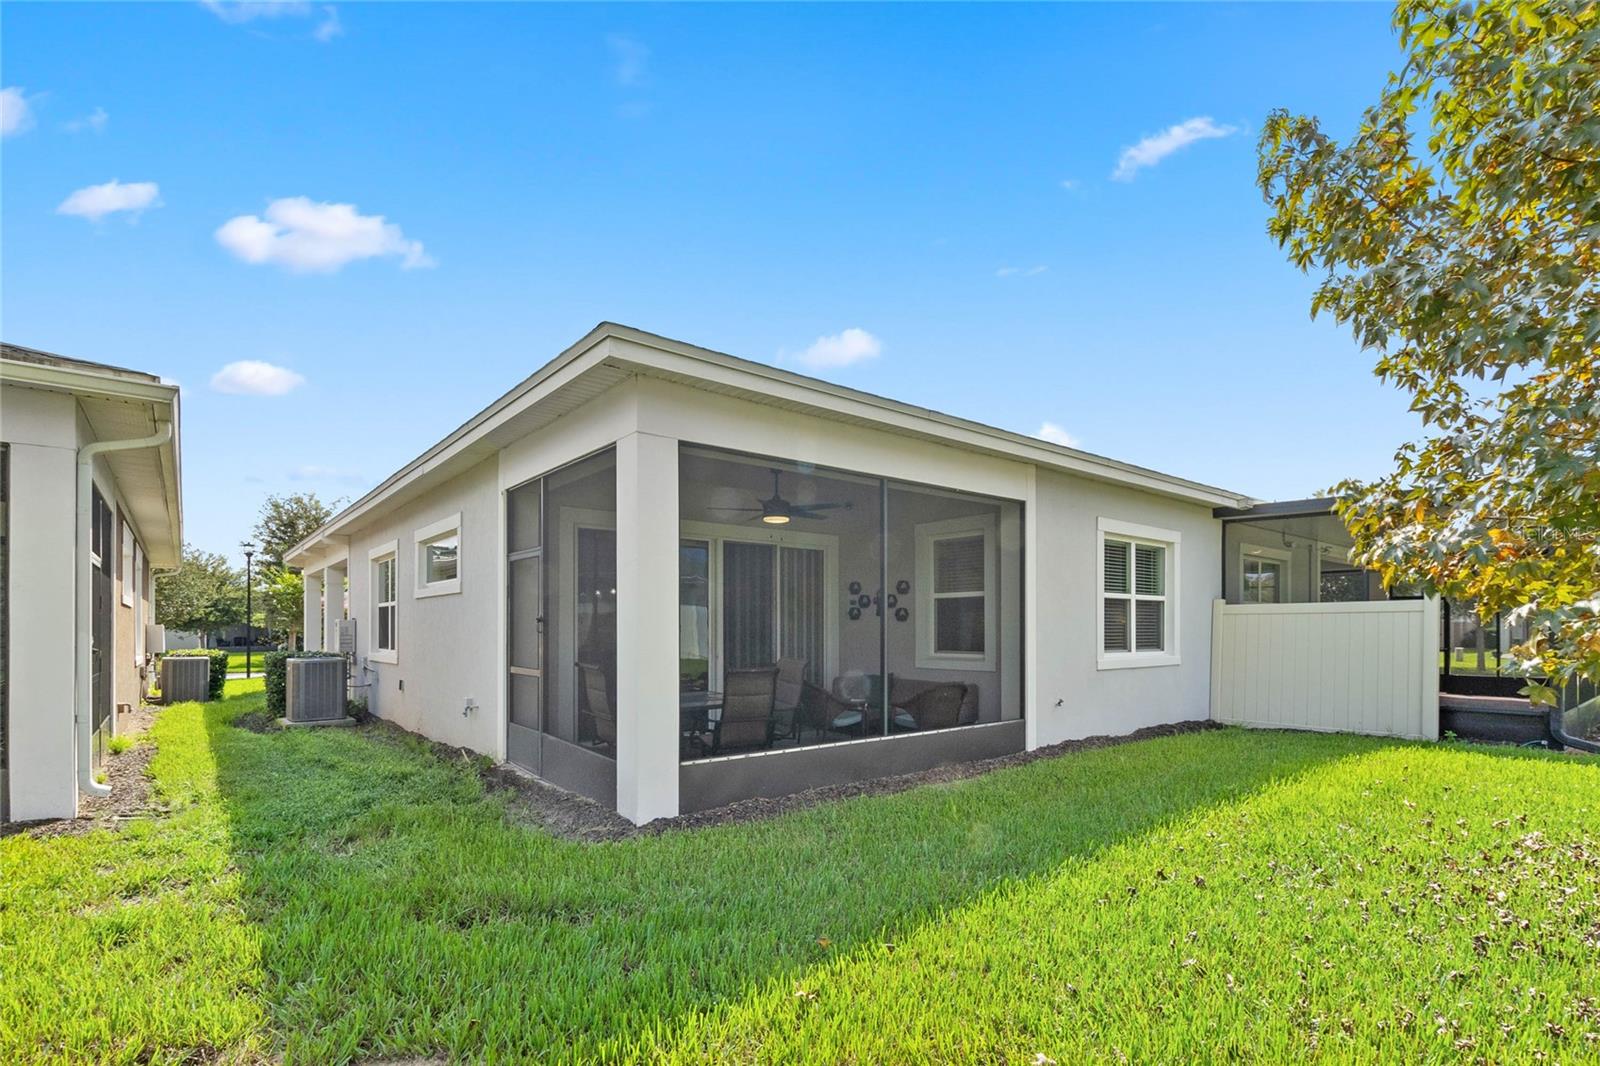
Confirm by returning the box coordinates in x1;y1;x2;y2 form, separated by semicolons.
241;541;256;679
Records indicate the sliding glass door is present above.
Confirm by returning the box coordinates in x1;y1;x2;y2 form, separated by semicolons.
710;541;827;682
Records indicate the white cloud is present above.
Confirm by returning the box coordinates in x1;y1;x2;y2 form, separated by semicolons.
215;197;434;273
792;328;882;371
1036;422;1079;448
313;6;342;42
1;87;35;137
203;1;341;42
996;265;1048;278
289;463;362;483
210;360;306;396
64;106;109;133
57;180;161;222
1112;116;1239;181
1059;179;1079;191
607;34;649;87
201;1;312;24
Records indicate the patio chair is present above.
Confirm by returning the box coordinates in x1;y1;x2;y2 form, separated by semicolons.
894;682;967;731
577;662;617;749
890;675;980;726
800;680;855;739
770;657;807;743
713;666;779;754
813;676;880;735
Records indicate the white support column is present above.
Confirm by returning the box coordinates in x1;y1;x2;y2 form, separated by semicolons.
323;562;347;653
1022;465;1040;750
613;430;681;824
302;570;323;651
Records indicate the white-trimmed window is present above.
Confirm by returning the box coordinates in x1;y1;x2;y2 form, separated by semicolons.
915;514;997;670
120;518;135;607
413;512;462;598
1097;517;1180;669
133;540;145;663
370;540;399;662
1240;546;1291;604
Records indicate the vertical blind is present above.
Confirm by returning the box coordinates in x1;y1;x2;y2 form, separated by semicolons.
778;547;825;684
723;541;775;669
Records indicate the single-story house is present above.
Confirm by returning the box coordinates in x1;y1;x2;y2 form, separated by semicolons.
288;323;1415;825
1;344;183;823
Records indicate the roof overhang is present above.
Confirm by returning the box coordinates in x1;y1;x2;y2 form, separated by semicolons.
1;354;184;568
288;323;1254;566
1213;497;1337;521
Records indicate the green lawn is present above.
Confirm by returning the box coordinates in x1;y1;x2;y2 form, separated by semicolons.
1440;648;1507;674
3;680;1595;1064
224;651;271;675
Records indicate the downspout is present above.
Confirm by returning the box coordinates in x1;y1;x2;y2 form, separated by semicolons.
76;421;173;800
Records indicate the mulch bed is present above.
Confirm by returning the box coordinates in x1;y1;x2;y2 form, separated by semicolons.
480;719;1222;843
7;704;168;840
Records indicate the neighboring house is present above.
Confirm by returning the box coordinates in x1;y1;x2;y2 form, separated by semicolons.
1;344;182;823
284;323;1422;827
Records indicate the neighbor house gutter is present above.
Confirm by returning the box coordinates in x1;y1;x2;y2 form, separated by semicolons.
76;421;173;800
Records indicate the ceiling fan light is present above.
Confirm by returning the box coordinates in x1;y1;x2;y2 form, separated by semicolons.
761;513;791;525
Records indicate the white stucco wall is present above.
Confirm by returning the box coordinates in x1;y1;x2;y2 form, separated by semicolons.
1030;468;1221;744
343;456;501;756
2;388;81;820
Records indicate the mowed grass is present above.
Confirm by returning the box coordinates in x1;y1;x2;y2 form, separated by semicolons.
224;652;269;675
2;681;1596;1064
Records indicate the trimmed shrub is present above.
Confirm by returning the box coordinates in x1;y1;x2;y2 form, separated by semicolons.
265;651;344;718
162;648;228;701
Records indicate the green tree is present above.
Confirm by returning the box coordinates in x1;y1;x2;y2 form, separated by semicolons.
1258;0;1598;701
155;545;246;645
260;567;305;650
252;492;340;568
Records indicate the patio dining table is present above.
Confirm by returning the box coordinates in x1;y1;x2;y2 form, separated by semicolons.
680;691;723;755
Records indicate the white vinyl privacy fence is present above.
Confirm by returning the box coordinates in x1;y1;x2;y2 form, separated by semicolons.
1210;598;1440;740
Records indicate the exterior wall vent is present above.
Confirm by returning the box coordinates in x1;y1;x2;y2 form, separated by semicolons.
160;656;210;703
286;657;349;723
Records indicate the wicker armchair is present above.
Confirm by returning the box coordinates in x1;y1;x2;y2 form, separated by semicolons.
894;682;967;730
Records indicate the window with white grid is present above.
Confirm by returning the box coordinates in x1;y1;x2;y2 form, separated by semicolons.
369;539;399;662
1097;517;1181;668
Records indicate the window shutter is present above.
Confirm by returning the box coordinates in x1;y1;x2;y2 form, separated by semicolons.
1104;539;1130;594
934;535;985;594
1135;600;1164;651
1135;543;1164;596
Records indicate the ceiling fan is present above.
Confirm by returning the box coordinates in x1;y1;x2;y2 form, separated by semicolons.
727;468;854;525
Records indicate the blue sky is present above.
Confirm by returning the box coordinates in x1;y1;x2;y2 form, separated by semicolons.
3;2;1416;562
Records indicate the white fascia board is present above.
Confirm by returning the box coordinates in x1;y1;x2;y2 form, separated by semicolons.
0;357;178;406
